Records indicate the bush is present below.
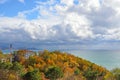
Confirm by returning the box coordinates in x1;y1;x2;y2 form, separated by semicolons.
11;62;23;72
74;68;80;75
45;66;63;80
23;69;41;80
83;68;99;80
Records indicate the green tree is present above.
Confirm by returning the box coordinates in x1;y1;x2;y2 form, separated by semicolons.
0;50;3;54
45;66;63;80
11;62;23;71
11;62;25;77
0;62;13;69
74;68;80;75
83;68;99;80
23;69;41;80
111;68;120;80
27;56;36;66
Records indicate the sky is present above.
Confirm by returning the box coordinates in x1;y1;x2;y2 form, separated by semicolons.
0;0;120;50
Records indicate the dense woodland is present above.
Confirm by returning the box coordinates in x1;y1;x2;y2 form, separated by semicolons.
0;50;119;80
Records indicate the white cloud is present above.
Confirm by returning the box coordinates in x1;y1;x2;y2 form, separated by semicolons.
103;0;120;14
79;0;101;11
62;12;93;39
103;28;120;40
60;0;74;7
0;12;93;42
18;0;24;3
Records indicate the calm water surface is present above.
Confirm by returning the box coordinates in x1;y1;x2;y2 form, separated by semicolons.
66;50;120;70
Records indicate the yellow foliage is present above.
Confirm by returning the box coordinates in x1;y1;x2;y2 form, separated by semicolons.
0;50;112;80
8;74;17;80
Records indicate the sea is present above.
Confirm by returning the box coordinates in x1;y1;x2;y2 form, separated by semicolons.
2;49;120;70
66;50;120;70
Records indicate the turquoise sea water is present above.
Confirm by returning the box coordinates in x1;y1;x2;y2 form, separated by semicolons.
66;50;120;70
3;49;120;70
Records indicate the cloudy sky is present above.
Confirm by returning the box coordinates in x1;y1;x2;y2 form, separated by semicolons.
0;0;120;50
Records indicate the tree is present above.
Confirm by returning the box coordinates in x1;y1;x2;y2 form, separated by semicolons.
74;68;80;75
83;68;99;80
0;62;13;69
11;62;23;72
45;66;63;80
111;68;120;80
0;69;21;80
11;62;25;77
0;50;3;54
23;69;41;80
25;56;36;67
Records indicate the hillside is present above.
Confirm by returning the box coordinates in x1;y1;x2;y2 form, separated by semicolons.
0;50;113;80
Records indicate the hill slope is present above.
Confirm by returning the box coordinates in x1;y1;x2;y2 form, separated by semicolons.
0;50;113;80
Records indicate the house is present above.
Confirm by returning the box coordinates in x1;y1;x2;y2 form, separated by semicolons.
0;49;36;63
24;50;36;59
12;50;36;62
0;53;13;63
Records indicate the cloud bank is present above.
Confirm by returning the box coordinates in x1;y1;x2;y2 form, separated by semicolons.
0;0;120;49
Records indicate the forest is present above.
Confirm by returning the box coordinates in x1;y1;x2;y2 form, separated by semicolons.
0;50;119;80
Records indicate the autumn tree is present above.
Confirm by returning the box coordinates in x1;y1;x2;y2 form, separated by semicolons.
0;50;111;80
0;69;22;80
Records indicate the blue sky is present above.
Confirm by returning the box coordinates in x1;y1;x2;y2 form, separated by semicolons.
0;0;42;19
0;0;120;50
0;0;33;16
